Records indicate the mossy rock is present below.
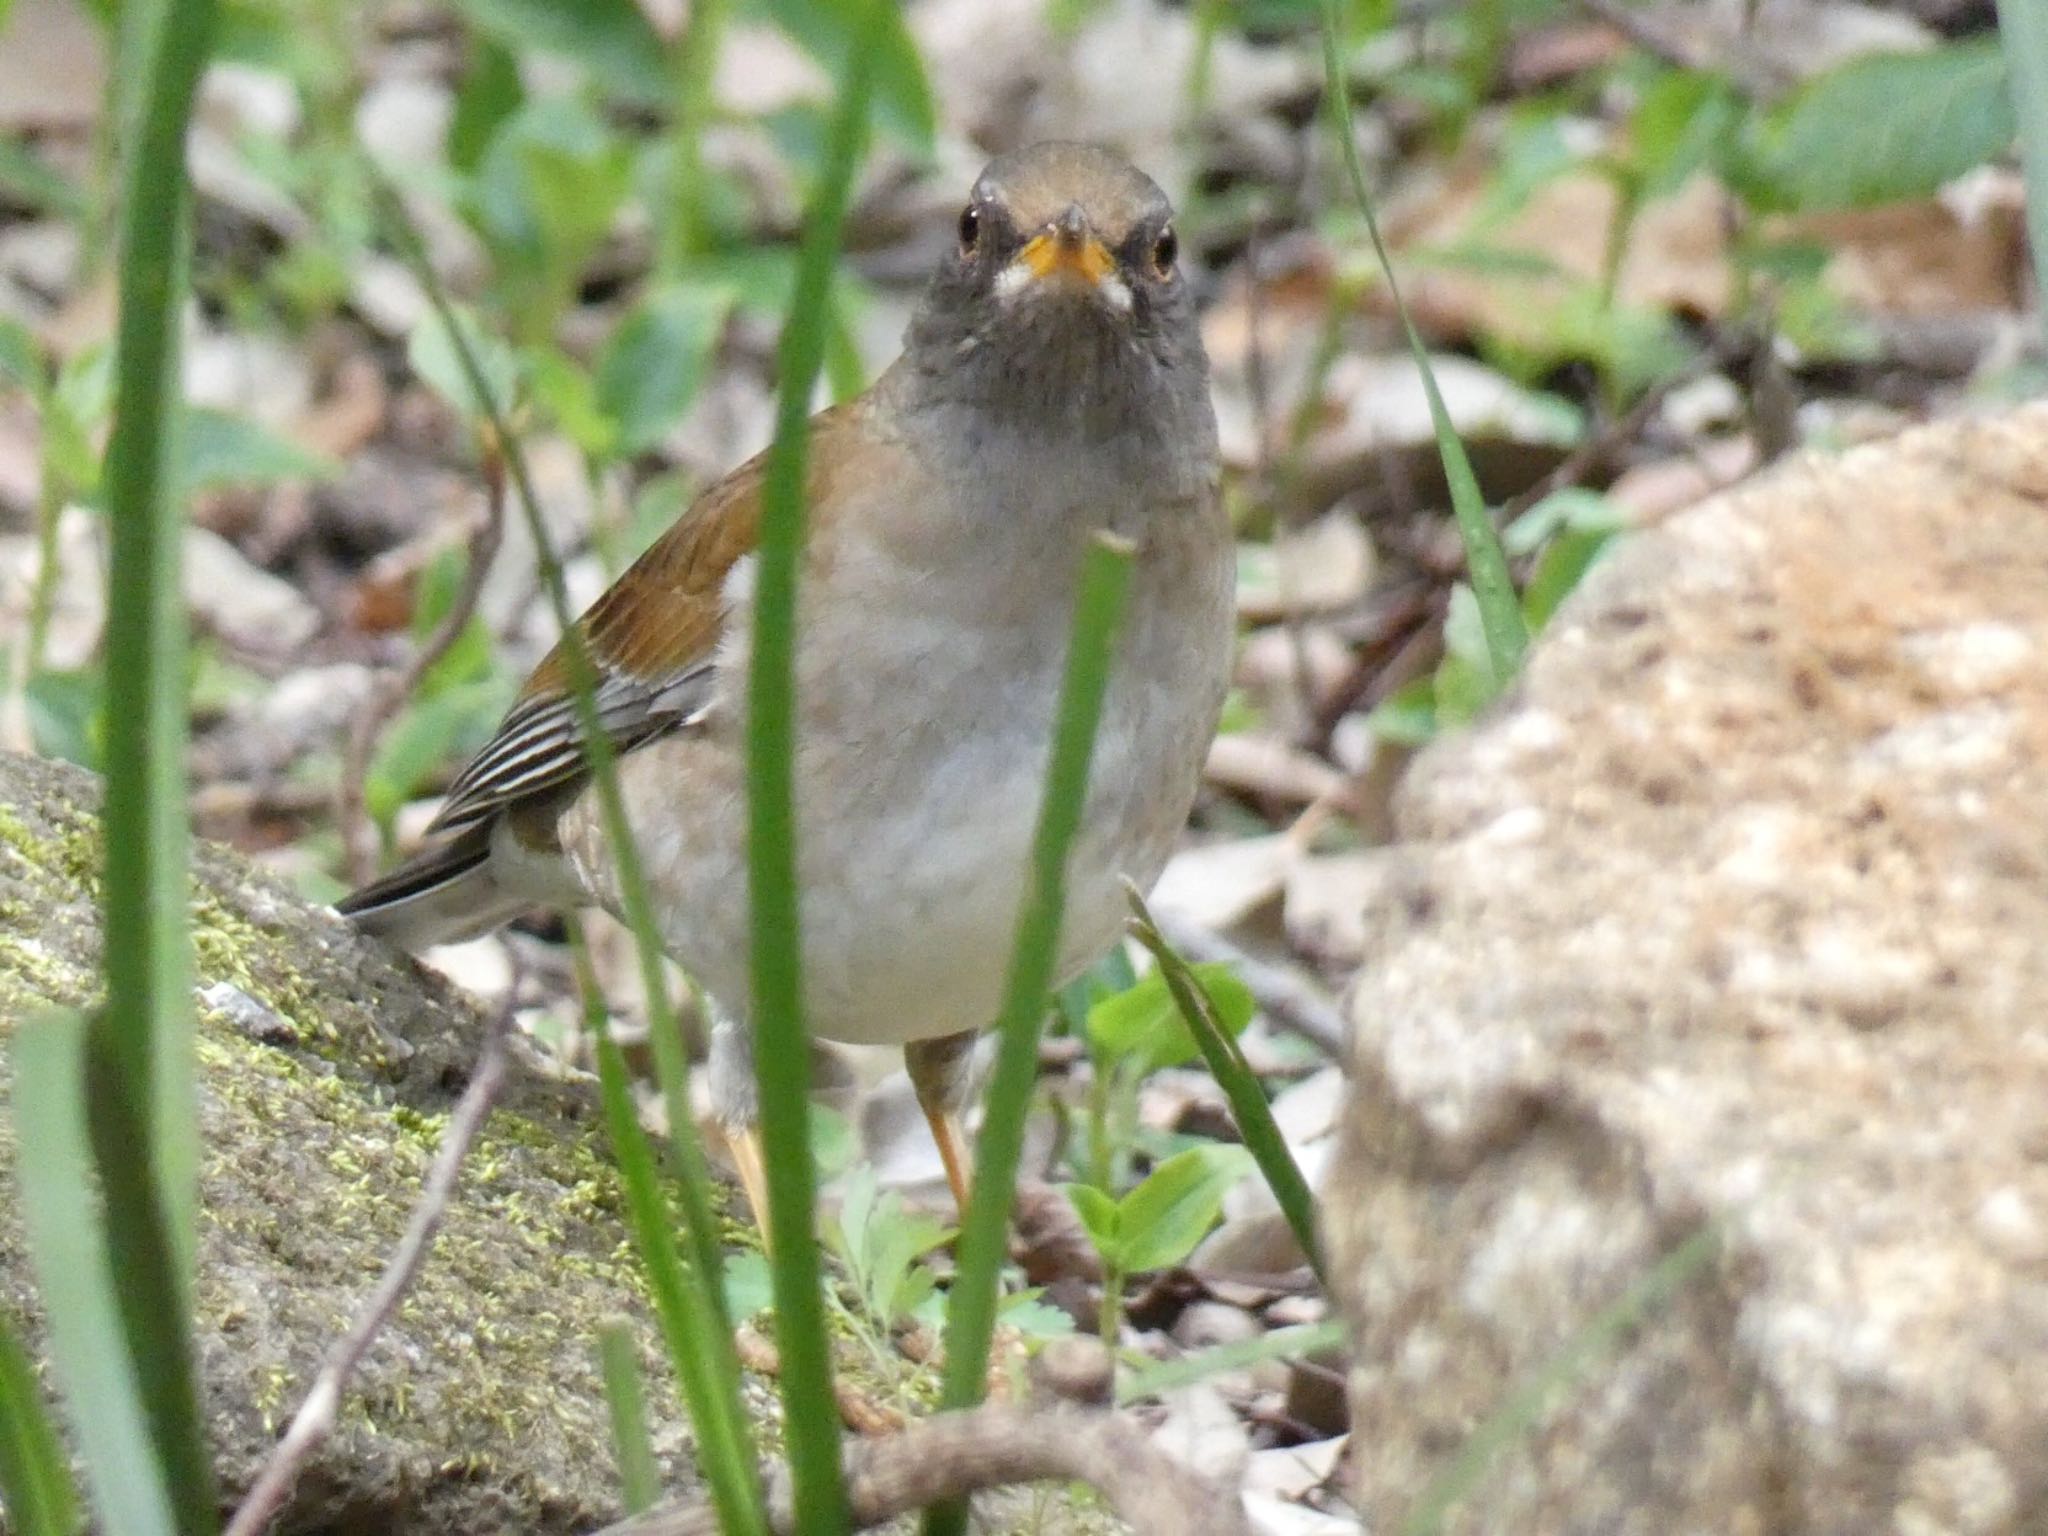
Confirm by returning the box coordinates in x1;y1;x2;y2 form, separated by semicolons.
0;749;729;1533
0;751;1130;1536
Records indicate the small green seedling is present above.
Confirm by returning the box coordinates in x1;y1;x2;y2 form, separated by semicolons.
823;1164;955;1336
1066;1143;1254;1344
1081;961;1253;1193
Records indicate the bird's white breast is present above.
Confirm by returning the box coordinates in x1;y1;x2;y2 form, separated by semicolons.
573;426;1231;1047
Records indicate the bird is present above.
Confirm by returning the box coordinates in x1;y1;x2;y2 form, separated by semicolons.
338;141;1233;1238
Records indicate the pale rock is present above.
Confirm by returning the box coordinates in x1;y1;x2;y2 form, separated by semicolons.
1150;1384;1252;1487
184;526;320;653
1325;405;2048;1533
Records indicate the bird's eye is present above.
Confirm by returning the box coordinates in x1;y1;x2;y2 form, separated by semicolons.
957;204;981;254
1151;225;1179;276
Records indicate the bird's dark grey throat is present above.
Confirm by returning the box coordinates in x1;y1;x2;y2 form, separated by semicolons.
894;142;1215;461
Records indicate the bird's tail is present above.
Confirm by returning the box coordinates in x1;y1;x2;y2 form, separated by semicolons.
335;824;532;950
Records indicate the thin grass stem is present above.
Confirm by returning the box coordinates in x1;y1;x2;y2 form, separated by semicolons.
1127;888;1323;1282
2000;0;2048;325
1317;0;1527;683
370;173;764;1534
572;926;768;1536
744;6;885;1528
0;1312;80;1536
88;0;223;1524
599;1319;664;1515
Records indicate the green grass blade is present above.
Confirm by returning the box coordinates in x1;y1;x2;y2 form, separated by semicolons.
597;1318;663;1515
1126;891;1323;1282
98;0;219;1283
744;7;883;1531
81;1021;219;1530
925;532;1138;1536
1118;1318;1348;1404
572;929;768;1536
1317;0;1527;684
1402;1225;1719;1535
84;0;222;1523
372;174;764;1533
2001;0;2048;325
371;169;735;1309
15;1010;180;1536
0;1309;80;1536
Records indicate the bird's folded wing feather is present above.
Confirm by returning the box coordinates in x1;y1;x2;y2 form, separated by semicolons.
426;403;866;835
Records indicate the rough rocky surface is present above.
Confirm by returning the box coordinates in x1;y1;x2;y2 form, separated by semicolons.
0;751;1126;1536
0;749;721;1534
1327;404;2048;1535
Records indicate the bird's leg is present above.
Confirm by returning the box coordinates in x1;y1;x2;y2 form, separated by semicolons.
905;1030;983;1215
708;1014;773;1252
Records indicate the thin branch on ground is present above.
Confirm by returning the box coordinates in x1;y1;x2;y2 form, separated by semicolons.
595;1403;1253;1536
336;448;508;885
1493;333;1748;529
220;990;516;1536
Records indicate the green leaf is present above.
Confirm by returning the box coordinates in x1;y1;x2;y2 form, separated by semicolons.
1367;674;1439;747
451;0;669;105
827;1164;952;1327
597;1320;661;1515
527;344;619;460
44;346;111;498
1127;895;1323;1281
449;34;523;173
1629;69;1740;197
596;283;734;456
721;1252;774;1320
1522;525;1620;632
1760;40;2013;210
178;408;333;495
0;316;41;393
1114;1144;1253;1275
365;678;508;825
1087;961;1254;1075
1119;1319;1348;1403
1065;1182;1122;1261
1505;489;1627;633
15;1010;180;1536
0;135;86;220
762;0;937;152
408;304;520;423
468;96;632;332
1501;488;1622;557
24;666;103;770
0;1310;80;1536
808;1101;857;1180
995;1289;1076;1339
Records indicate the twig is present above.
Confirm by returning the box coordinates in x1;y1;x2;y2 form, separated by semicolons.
336;448;508;885
1576;0;1786;97
1493;333;1747;528
733;1325;907;1437
220;997;515;1536
1149;908;1347;1058
596;1403;1252;1536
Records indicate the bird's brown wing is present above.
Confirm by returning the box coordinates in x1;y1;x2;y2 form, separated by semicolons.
426;399;867;835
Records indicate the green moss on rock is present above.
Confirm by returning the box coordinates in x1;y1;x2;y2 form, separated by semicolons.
0;752;726;1533
0;752;1126;1536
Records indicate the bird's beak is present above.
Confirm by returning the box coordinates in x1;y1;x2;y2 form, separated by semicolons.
1009;203;1116;291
